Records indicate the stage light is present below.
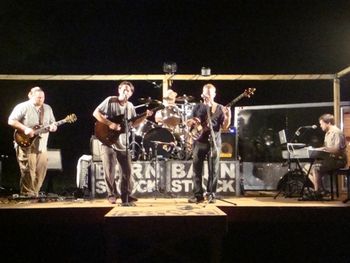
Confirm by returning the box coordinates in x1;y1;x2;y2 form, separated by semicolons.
201;67;211;76
163;62;177;74
228;127;236;134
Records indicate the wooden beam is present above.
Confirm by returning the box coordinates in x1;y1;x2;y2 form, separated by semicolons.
336;66;350;78
0;74;335;81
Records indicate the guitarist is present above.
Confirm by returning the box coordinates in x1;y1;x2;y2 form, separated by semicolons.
8;86;58;197
187;83;231;203
93;81;151;206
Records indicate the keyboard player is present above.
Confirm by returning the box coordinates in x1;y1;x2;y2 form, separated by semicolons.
309;114;347;196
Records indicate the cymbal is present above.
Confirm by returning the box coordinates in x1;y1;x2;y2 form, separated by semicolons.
149;99;162;105
138;98;162;105
175;95;194;102
138;97;152;103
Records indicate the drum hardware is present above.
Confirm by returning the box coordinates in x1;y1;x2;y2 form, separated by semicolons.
134;119;158;137
142;127;176;160
175;95;194;102
129;128;143;161
149;140;169;198
161;105;181;127
138;97;162;106
128;94;197;161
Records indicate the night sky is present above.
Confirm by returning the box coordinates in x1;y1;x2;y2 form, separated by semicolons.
1;0;350;189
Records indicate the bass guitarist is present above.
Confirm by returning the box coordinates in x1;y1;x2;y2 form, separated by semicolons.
93;81;152;206
8;86;58;197
187;83;231;203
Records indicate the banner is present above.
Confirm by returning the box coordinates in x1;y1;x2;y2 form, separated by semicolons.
90;160;238;198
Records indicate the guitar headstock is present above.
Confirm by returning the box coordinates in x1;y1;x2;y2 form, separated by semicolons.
243;88;256;98
65;114;77;123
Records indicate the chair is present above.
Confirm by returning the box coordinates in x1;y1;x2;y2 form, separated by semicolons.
330;167;350;203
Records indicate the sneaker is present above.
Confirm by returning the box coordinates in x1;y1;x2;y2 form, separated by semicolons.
188;196;205;203
107;196;117;204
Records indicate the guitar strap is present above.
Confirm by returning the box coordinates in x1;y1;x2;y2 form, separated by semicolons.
38;106;44;125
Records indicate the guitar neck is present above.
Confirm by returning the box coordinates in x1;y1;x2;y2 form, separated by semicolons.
225;92;246;108
34;119;66;135
127;105;163;123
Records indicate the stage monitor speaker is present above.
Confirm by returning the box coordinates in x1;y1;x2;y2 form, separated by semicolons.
47;149;62;170
220;132;236;160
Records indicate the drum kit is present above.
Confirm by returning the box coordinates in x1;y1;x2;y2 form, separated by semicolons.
129;95;196;161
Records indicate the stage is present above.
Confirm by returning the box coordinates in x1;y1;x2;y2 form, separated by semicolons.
1;194;350;262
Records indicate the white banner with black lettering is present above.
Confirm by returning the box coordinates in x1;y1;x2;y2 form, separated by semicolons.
90;160;239;198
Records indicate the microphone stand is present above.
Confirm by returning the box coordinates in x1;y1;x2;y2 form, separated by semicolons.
124;101;130;205
206;104;218;199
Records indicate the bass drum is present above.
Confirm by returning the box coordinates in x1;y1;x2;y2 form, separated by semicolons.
142;127;176;159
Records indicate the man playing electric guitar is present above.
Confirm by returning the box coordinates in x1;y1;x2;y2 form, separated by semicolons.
186;83;231;203
93;81;152;206
8;86;58;197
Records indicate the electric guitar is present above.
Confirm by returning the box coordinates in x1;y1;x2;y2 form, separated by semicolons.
14;114;77;147
94;105;164;150
189;88;256;141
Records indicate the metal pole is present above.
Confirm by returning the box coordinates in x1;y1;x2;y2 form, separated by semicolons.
333;77;341;126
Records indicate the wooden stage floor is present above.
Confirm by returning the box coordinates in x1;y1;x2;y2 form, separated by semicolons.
1;193;349;209
1;194;350;262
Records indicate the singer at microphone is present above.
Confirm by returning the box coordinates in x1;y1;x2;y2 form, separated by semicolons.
93;81;147;205
295;124;317;136
201;94;211;105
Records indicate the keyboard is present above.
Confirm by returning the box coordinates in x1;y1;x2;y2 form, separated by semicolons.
282;146;330;160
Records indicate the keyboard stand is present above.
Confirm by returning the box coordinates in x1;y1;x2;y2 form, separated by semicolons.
274;150;314;199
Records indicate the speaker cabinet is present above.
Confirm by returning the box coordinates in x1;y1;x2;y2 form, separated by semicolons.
220;132;235;160
47;149;62;170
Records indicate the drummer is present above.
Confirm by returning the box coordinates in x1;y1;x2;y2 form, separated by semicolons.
155;89;181;131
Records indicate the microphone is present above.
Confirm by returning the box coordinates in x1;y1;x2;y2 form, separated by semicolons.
295;125;317;136
151;82;162;88
302;125;317;129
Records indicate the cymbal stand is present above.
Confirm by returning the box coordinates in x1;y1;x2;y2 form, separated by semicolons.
150;141;161;199
129;128;141;161
180;99;191;159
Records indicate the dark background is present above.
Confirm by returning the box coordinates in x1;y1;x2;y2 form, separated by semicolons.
1;0;350;192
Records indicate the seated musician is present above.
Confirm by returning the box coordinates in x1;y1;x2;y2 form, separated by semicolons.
154;89;181;131
309;113;347;196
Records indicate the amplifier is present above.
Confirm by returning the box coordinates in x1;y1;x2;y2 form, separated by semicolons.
47;149;62;170
220;132;236;160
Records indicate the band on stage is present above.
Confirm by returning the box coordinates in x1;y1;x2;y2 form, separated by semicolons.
7;82;347;204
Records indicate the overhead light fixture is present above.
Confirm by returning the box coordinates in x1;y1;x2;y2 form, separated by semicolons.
201;67;211;76
163;62;177;74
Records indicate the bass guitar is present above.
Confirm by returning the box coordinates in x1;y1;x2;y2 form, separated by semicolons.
94;105;164;150
189;88;256;141
14;113;77;147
